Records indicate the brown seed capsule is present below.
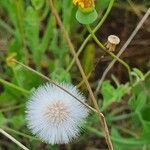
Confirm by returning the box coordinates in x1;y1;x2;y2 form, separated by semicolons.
105;35;120;52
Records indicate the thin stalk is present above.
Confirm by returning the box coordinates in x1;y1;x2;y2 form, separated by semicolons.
0;128;29;150
0;78;30;95
66;0;115;72
12;59;97;114
48;1;113;149
86;25;133;84
2;127;38;141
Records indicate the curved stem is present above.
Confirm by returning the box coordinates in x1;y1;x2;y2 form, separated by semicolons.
86;25;133;84
66;0;115;72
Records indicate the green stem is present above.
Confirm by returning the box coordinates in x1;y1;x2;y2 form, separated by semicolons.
0;78;30;95
66;0;115;72
86;25;133;84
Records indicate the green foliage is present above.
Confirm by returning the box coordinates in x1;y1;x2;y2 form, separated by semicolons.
0;0;150;149
101;80;129;110
25;6;40;63
31;0;44;10
76;9;98;24
96;0;111;10
81;43;95;75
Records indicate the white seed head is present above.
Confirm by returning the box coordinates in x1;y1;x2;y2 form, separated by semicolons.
108;35;120;45
26;83;89;144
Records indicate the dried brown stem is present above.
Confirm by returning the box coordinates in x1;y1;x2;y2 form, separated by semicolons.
48;0;113;149
0;128;29;150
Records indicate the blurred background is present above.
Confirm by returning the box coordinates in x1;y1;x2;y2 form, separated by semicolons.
0;0;150;149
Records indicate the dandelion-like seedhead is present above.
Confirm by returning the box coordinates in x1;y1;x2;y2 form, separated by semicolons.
26;83;89;144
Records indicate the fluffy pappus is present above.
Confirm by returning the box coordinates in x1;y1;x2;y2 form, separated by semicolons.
26;83;89;144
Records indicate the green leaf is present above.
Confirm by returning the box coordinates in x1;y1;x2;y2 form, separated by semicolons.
0;113;7;126
51;68;71;83
62;0;73;32
12;64;42;90
9;115;25;129
140;107;150;143
101;81;128;110
81;43;95;75
131;68;144;81
133;68;144;79
39;15;55;54
31;0;44;10
76;9;98;24
128;91;147;112
96;0;110;10
24;6;40;63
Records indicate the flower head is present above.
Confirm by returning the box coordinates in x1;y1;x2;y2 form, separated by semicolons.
105;35;120;52
26;83;89;144
73;0;95;12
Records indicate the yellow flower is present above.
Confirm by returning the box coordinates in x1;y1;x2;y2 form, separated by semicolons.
6;53;16;67
73;0;95;11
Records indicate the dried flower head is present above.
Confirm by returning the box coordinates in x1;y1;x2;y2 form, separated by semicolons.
26;83;89;144
105;35;120;52
73;0;95;12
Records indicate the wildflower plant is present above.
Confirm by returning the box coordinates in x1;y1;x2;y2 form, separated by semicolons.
0;0;150;150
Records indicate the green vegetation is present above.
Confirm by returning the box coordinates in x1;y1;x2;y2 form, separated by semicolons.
0;0;150;149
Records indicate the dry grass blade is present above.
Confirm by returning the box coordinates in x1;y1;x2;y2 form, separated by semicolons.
48;0;113;149
0;128;29;150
